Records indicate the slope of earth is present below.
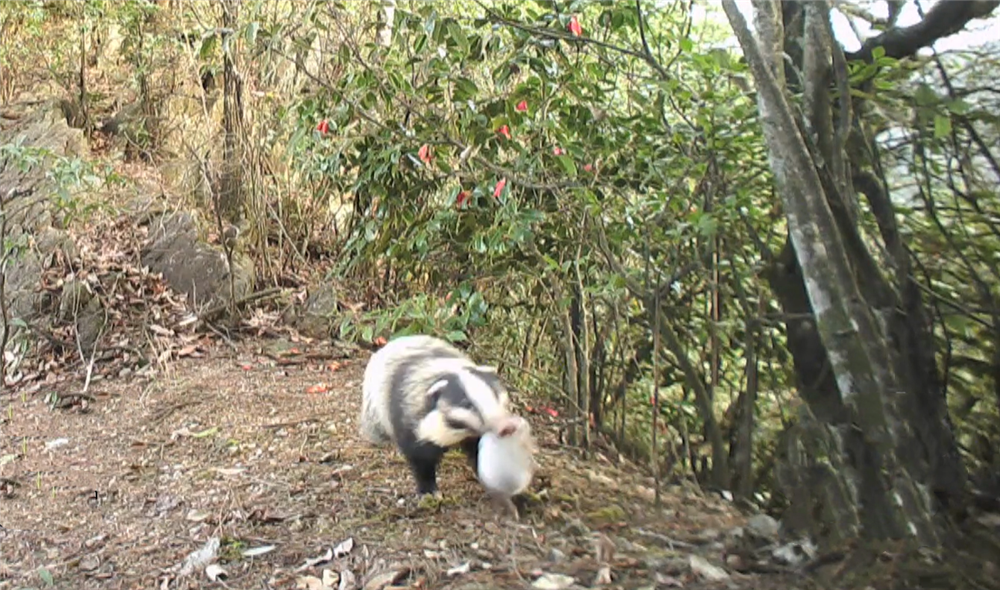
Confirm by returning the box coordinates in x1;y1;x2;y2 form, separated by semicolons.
0;339;797;590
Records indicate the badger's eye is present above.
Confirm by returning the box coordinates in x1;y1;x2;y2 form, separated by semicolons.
443;407;483;433
445;417;473;431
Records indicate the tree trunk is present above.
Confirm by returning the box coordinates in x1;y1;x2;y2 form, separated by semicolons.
721;0;985;547
653;301;730;489
219;0;245;227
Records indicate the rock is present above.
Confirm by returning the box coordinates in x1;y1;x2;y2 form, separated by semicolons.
140;210;252;310
0;100;89;332
771;539;817;567
688;554;729;581
746;514;781;542
289;281;340;338
57;278;106;356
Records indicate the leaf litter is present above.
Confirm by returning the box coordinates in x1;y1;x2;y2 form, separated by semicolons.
0;201;805;590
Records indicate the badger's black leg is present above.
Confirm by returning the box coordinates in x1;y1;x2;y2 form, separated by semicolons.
405;443;446;495
459;436;481;473
409;457;439;495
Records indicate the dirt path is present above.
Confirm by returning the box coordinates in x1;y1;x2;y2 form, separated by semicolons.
1;338;772;589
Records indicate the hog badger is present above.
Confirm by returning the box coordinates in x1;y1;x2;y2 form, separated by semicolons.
360;335;520;496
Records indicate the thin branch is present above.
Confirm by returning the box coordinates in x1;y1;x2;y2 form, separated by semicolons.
479;3;669;79
847;0;1000;62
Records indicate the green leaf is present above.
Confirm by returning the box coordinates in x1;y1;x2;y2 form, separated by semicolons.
198;33;218;60
913;83;938;106
946;98;971;116
338;317;355;339
38;567;54;586
447;20;468;54
555;154;577;177
246;21;259;46
679;37;693;53
933;114;952;138
444;329;468;343
453;76;479;101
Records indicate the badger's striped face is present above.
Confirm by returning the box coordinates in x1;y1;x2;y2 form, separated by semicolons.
415;366;513;448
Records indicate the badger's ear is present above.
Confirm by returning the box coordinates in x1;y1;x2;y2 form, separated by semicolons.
427;379;449;404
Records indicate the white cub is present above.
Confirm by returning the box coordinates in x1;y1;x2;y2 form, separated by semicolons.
477;415;537;519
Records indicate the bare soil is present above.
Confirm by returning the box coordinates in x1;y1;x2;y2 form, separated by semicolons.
0;337;788;590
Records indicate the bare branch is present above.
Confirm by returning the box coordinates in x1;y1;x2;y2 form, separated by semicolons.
847;0;1000;62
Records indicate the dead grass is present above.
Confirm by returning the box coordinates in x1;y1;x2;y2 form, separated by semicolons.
0;336;779;590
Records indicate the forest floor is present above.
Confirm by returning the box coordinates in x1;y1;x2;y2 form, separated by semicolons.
0;336;804;590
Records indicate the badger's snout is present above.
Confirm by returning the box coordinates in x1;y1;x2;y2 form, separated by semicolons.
493;415;523;438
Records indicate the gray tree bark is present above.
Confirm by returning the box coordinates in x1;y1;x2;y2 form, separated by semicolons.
721;0;997;546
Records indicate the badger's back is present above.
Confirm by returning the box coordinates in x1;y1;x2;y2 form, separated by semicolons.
359;335;473;445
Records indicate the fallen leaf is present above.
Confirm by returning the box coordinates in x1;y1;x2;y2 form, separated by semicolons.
296;575;327;590
45;438;70;450
149;324;174;337
176;344;201;358
297;548;334;571
84;534;107;549
205;564;227;582
79;554;100;571
186;510;210;522
655;572;685;587
306;383;330;394
323;569;339;587
446;562;470;577
333;537;354;558
38;568;54;586
531;573;575;589
177;537;220;577
242;545;276;557
363;569;405;589
339;569;357;590
593;565;612;585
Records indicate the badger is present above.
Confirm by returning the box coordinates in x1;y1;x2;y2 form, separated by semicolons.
477;414;537;520
359;334;520;496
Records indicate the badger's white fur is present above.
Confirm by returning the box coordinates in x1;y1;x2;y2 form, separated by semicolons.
477;415;537;519
359;334;518;495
